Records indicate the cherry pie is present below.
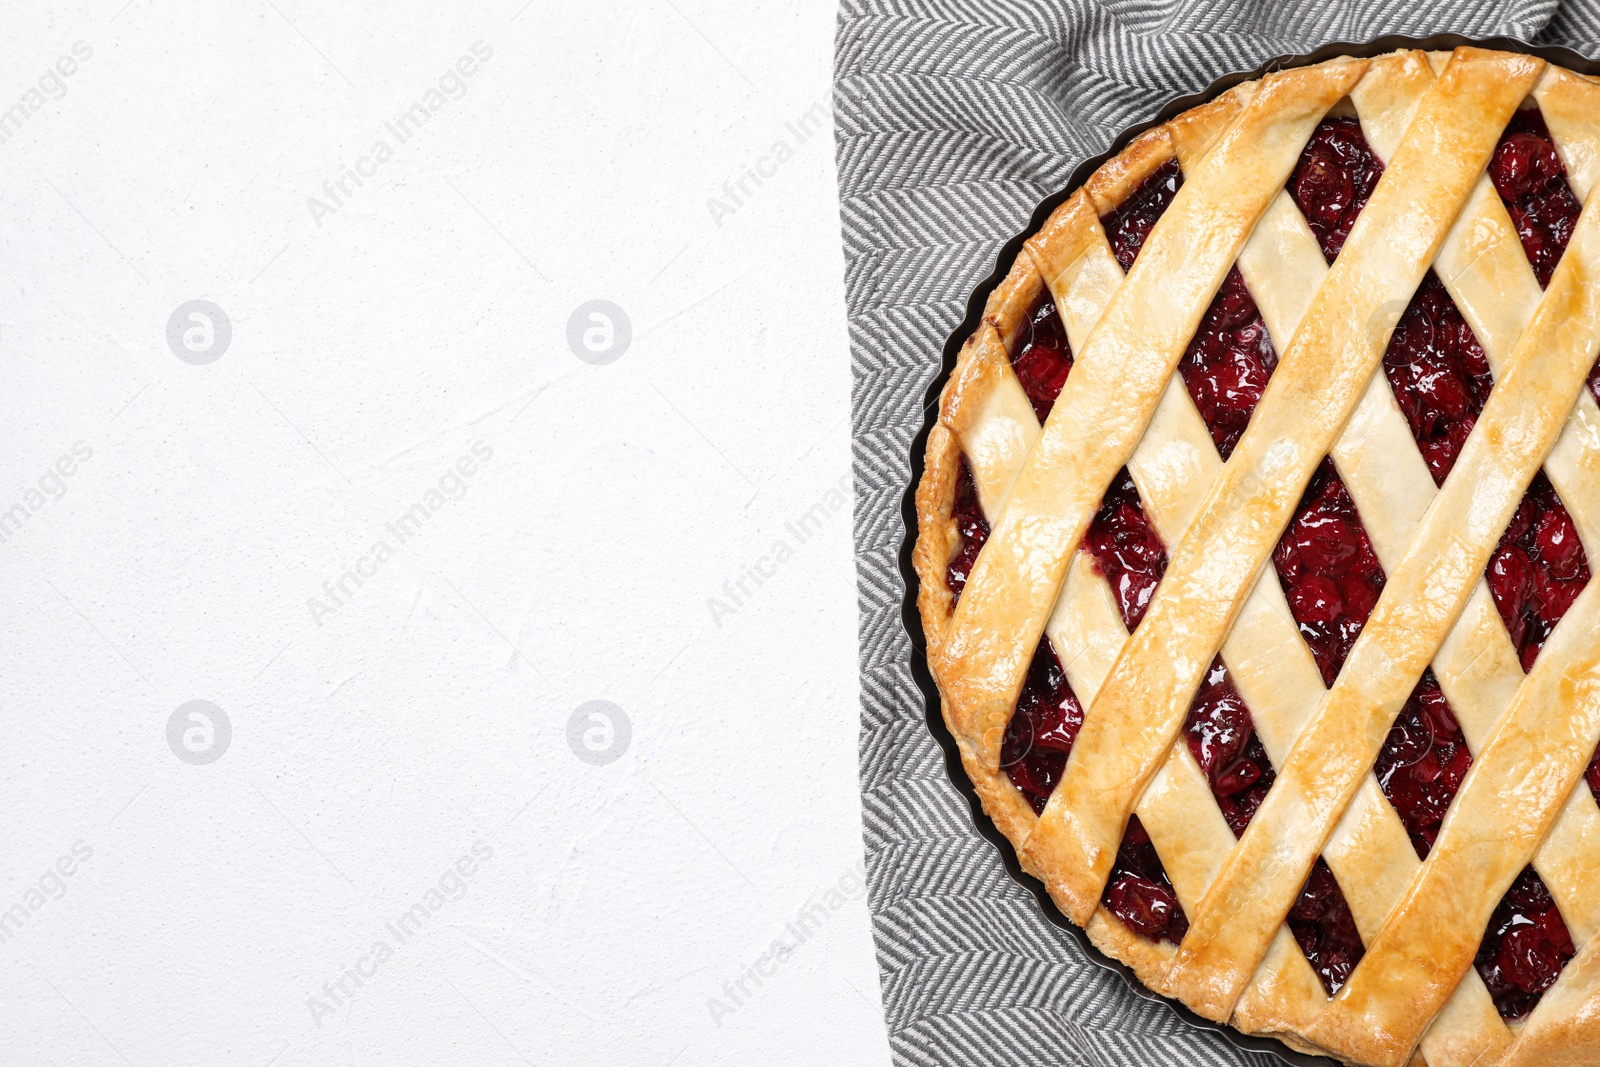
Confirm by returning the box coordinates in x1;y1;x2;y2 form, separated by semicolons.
914;47;1600;1067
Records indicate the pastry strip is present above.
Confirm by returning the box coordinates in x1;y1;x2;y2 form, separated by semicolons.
1500;925;1600;1067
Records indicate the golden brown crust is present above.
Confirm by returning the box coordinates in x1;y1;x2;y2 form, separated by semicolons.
1502;931;1600;1067
1084;908;1180;995
1166;86;1252;166
908;45;1600;1067
913;418;960;649
980;251;1046;351
1083;126;1176;216
1024;190;1118;297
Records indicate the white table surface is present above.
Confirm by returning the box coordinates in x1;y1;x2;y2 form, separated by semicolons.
0;2;888;1063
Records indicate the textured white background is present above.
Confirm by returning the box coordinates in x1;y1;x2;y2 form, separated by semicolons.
0;1;887;1064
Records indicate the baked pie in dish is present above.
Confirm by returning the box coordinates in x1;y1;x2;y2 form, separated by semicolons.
913;46;1600;1067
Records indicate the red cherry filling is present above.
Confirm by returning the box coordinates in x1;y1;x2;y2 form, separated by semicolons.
1288;858;1365;996
1272;460;1386;687
1288;116;1384;262
1381;272;1495;485
999;637;1083;814
951;294;1073;607
1101;158;1182;271
1183;659;1274;837
1488;109;1580;289
1373;672;1471;859
1371;672;1575;1019
1181;659;1364;995
1483;110;1600;406
1375;264;1591;670
1076;475;1357;968
1011;465;1192;941
1080;473;1276;836
1177;267;1279;460
1485;472;1591;672
1586;748;1600;807
945;455;990;607
1103;815;1189;944
1475;868;1575;1020
1082;468;1168;631
1010;295;1074;422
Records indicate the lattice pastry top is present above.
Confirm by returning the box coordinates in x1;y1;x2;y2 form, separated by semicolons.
914;47;1600;1067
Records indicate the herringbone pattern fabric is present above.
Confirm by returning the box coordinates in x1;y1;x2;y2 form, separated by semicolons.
838;5;1599;1064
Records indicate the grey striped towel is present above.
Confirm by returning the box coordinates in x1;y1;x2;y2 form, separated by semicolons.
837;4;1595;1064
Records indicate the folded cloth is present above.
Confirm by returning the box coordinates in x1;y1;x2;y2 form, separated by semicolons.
836;4;1590;1063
